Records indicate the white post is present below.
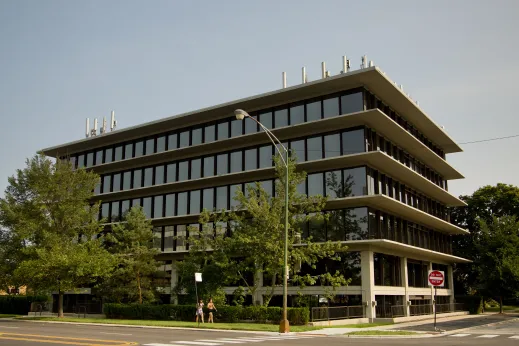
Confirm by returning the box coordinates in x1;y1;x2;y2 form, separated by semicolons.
282;72;287;88
361;250;375;321
321;62;326;79
401;257;410;316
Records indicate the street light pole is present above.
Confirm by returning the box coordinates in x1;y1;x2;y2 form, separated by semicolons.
234;109;290;333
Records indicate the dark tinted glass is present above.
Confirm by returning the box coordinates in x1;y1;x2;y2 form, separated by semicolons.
166;163;176;183
205;125;215;143
307;136;323;161
261;180;273;197
111;202;120;221
191;159;201;180
164;226;174;252
102;175;111;193
95;150;103;165
77;154;85;168
323;96;340;118
324;133;340;158
344;167;367;197
306;100;322;122
231;119;243;137
157;136;166;153
297;180;306;195
259;145;272;168
274;108;288;128
165;194;175;217
245;148;257;171
153;195;163;218
216;186;228;210
133;169;142;188
290;139;305;162
192;128;202;146
155;165;165;185
115;145;123;160
203;156;214;177
144;167;153;187
101;203;110;220
112;173;121;192
230;184;242;208
341;92;364;114
94;178;101;195
325;170;341;198
190;190;201;214
342;128;365;155
134;141;143;157
145;139;155;155
177;192;188;215
121;200;130;217
142;197;152;218
86;152;94;167
245;115;257;134
216;154;228;175
179;130;190;148
203;188;214;211
259;111;273;129
178;161;189;181
105;148;113;163
290;104;304;125
132;198;141;208
168;133;178;150
217;121;229;140
230;151;242;173
308;173;324;196
124;143;133;159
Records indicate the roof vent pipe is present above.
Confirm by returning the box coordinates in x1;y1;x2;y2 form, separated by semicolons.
321;62;326;79
282;72;287;88
369;60;374;67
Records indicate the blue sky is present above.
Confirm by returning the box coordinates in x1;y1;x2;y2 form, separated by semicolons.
1;0;518;197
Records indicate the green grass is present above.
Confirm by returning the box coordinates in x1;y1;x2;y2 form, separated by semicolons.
327;322;393;328
485;305;519;312
346;330;417;336
0;314;20;318
16;317;320;332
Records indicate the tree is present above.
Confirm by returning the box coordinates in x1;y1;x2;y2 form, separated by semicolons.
0;228;24;293
474;216;519;313
101;207;161;304
184;154;349;306
451;184;519;294
0;154;115;317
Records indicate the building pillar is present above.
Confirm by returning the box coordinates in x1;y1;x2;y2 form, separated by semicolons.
253;269;264;306
361;250;375;321
170;260;178;305
448;265;455;304
401;257;410;316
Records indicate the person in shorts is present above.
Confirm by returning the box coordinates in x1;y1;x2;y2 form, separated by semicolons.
207;298;217;323
195;299;204;324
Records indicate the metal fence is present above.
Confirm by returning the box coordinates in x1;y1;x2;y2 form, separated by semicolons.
410;304;433;316
311;305;365;321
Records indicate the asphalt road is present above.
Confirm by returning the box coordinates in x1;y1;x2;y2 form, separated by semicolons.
0;318;518;346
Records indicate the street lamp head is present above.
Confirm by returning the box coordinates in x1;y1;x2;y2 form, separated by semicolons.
234;109;249;121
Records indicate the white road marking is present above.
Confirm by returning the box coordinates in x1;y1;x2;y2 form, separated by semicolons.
232;337;266;342
171;342;223;346
0;326;19;329
145;344;189;346
450;334;471;337
509;335;519;339
214;339;247;344
477;335;499;338
99;332;132;336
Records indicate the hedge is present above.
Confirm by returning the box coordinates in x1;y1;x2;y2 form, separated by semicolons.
455;295;483;314
0;296;48;315
104;304;309;325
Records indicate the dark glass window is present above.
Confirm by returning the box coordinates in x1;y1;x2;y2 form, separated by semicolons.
112;173;121;192
105;148;113;163
124;143;133;159
259;111;273;129
205;125;216;143
190;190;201;214
216;154;228;175
324;133;340;158
306;100;322;122
217;121;229;140
168;133;178;150
114;145;123;161
203;188;214;211
178;161;189;181
230;151;242;173
177;192;188;215
157;136;166;153
341;92;364;114
133;169;142;188
164;226;174;252
102;175;111;193
165;194;175;217
134;141;143;157
261;180;273;197
132;198;141;208
144;167;153;187
307;136;323;161
166;163;176;183
231;119;243;137
94;178;101;195
290;140;305;162
216;186;228;210
95;150;103;165
259;145;272;168
192;128;202;146
290;104;304;125
77;154;85;168
274;108;288;128
203;156;215;177
101;203;110;221
325;170;341;198
308;213;326;242
121;200;130;217
191;158;202;180
142;197;152;218
245;148;257;171
86;152;94;167
308;173;324;196
145;139;155;155
154;195;163;219
344;167;367;197
244;115;257;134
297;180;306;195
176;225;187;251
179;130;190;148
155;165;165;185
230;184;242;208
323;96;340;118
374;253;401;286
342;129;365;155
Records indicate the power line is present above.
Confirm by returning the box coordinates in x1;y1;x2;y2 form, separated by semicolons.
459;134;519;145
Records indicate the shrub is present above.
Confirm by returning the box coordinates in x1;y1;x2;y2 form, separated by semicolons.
455;296;483;314
0;296;47;315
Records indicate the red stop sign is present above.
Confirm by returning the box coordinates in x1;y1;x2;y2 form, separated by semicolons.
428;270;444;287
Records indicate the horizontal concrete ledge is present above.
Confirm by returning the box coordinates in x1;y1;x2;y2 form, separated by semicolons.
374;311;469;324
309;318;370;326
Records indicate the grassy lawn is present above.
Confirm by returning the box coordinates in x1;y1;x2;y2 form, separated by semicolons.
16;317;321;332
485;305;519;312
346;330;417;336
0;314;20;318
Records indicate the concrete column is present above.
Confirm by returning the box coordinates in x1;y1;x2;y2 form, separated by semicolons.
170;260;178;304
253;269;264;306
448;265;455;304
361;250;375;320
401;257;410;316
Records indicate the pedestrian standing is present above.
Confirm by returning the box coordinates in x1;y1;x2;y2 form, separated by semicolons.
207;298;217;323
196;299;204;324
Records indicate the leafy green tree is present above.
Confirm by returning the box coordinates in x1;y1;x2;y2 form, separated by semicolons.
101;207;160;304
0;228;24;293
474;216;519;313
0;154;114;317
184;154;349;306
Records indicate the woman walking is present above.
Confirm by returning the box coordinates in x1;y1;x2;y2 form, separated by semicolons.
207;298;217;323
195;299;204;324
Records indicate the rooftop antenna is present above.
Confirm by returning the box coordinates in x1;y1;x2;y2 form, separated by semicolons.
91;118;98;137
325;71;331;77
110;110;117;131
302;67;307;83
361;55;368;69
368;60;374;67
85;118;90;138
282;72;287;88
100;116;107;134
341;56;351;73
321;62;326;79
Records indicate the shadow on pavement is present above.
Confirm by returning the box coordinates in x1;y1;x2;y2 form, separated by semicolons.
399;313;519;332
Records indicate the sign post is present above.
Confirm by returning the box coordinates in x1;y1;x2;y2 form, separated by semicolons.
195;273;202;327
428;270;445;331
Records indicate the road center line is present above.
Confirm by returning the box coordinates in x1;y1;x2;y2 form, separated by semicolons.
0;326;19;329
99;332;133;336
